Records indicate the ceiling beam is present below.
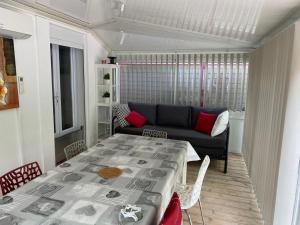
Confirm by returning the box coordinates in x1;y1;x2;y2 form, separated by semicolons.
8;0;91;27
0;0;112;52
254;5;300;47
92;16;253;47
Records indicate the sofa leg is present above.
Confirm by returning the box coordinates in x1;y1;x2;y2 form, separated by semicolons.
224;158;228;174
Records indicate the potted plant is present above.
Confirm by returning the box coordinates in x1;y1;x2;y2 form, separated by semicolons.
103;73;110;85
102;91;110;104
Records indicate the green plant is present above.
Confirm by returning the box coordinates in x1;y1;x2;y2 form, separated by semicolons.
102;92;110;98
104;73;110;80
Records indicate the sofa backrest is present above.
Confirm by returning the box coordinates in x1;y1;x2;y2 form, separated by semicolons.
127;102;227;128
128;102;157;125
191;107;227;128
157;104;191;128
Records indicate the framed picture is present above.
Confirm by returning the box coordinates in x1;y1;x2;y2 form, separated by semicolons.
0;37;19;110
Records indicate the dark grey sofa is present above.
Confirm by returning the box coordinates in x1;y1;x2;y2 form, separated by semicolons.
113;102;229;173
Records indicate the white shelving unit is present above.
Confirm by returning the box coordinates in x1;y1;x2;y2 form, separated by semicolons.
95;64;120;141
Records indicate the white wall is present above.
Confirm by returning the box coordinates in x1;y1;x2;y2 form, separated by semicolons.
0;109;22;174
0;6;108;180
273;22;300;225
34;17;56;171
85;33;108;147
1;12;46;175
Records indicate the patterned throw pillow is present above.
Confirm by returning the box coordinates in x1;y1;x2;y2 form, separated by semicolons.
116;104;130;127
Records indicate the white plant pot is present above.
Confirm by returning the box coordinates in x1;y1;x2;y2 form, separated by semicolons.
104;79;110;85
103;97;110;104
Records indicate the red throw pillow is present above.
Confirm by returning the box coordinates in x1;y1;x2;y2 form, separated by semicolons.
125;111;147;128
194;112;217;134
159;192;182;225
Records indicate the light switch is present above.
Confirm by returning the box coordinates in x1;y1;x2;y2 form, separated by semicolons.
18;76;24;94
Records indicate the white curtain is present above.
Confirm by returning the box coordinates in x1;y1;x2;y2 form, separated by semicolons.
118;53;249;111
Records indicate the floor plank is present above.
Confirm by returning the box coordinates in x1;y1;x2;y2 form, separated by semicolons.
183;154;264;225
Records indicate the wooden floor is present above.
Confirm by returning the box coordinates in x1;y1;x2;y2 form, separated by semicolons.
183;154;264;225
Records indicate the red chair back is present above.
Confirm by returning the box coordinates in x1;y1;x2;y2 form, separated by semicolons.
0;161;42;195
160;192;182;225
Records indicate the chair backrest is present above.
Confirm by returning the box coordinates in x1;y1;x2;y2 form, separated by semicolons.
159;192;182;225
190;155;210;205
0;161;42;196
64;140;87;160
142;129;168;139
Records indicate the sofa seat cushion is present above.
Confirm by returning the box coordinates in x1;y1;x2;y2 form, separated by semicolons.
115;125;226;149
156;126;227;149
128;102;157;125
157;104;191;128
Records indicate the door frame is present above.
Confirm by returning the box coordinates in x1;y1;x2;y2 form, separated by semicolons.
51;44;79;138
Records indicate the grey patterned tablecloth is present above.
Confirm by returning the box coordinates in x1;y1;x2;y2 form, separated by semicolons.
0;134;199;225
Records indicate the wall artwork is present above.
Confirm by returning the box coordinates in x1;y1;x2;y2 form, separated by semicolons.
0;37;19;110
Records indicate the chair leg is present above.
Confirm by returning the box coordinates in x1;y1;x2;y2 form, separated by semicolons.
184;209;193;225
198;199;205;225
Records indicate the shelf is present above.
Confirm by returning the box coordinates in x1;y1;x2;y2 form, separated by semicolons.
95;64;119;69
97;102;119;106
96;63;119;142
97;84;117;87
98;121;111;124
97;103;110;106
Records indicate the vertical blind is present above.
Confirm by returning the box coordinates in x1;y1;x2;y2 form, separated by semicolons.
118;53;249;111
242;25;294;225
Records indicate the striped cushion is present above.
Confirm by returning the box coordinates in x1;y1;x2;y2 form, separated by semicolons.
116;104;130;127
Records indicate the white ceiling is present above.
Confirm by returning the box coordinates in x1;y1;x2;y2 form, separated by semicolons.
8;0;300;52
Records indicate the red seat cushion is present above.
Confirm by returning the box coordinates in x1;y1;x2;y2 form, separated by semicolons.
125;111;147;128
159;192;182;225
194;112;217;135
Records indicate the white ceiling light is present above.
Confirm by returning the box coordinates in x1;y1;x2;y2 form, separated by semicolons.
120;0;127;13
120;30;126;45
111;0;127;16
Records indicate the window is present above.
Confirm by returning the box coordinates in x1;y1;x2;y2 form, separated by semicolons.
51;44;81;137
118;53;249;111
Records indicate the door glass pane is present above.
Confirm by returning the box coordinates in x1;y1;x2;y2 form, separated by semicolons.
59;46;73;130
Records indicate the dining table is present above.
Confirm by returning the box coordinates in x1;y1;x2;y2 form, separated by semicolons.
0;133;200;225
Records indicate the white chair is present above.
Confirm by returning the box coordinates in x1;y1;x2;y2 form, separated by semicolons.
142;129;168;139
64;140;87;160
175;155;210;225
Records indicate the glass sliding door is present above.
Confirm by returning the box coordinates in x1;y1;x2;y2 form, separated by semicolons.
59;46;74;130
51;44;78;137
